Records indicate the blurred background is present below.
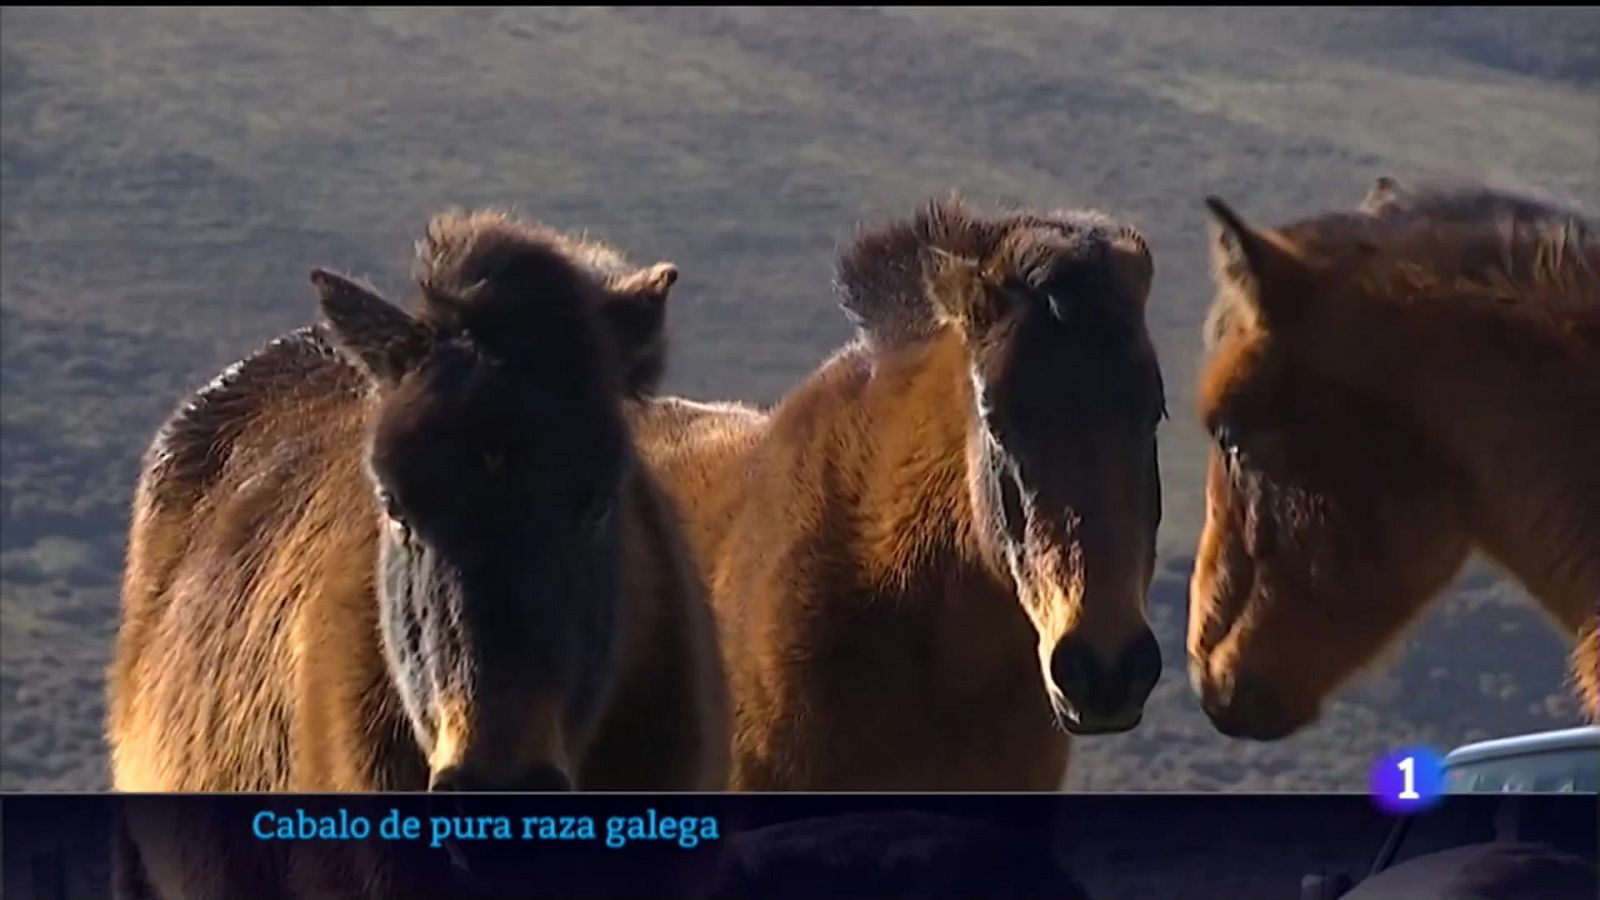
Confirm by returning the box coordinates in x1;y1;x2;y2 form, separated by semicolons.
3;7;1597;792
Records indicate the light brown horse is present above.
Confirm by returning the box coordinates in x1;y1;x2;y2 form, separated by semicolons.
635;195;1167;790
1189;176;1600;740
108;208;728;800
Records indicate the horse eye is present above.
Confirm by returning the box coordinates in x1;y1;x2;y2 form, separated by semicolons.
580;489;616;534
1045;292;1069;323
1216;425;1242;463
378;490;406;524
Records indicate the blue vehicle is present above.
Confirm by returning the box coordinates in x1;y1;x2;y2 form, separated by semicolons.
1302;726;1600;900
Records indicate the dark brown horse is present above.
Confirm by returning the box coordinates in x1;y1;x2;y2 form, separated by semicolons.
635;195;1167;790
108;209;728;802
1189;176;1600;741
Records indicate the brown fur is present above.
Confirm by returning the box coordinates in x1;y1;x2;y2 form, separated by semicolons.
1190;177;1600;740
635;195;1167;790
107;212;727;896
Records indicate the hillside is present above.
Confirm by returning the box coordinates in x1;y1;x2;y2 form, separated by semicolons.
3;7;1596;791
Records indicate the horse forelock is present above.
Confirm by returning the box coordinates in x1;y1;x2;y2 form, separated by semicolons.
410;210;634;354
836;196;1140;351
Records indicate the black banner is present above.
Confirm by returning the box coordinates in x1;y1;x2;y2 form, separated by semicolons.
2;793;1595;899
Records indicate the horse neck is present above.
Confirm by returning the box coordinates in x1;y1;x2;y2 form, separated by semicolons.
290;405;429;790
1458;401;1600;631
1347;301;1600;630
843;332;1002;592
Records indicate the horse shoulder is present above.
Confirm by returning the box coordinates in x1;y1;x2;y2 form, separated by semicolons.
110;328;371;791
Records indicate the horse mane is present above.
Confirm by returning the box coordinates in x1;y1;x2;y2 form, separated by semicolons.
1343;181;1598;337
1361;174;1593;228
834;194;1133;351
143;326;351;507
1204;180;1599;351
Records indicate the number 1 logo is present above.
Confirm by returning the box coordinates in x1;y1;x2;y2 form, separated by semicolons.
1370;746;1444;814
1396;756;1420;800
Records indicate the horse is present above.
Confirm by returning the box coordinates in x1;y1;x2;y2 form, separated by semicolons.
106;208;729;896
634;194;1167;790
1188;175;1600;741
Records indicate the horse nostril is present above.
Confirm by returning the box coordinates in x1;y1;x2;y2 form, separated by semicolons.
1204;674;1298;740
1053;631;1162;726
1050;638;1099;704
1118;630;1163;697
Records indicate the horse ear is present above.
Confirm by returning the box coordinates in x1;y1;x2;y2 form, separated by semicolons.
1204;196;1309;331
596;261;678;396
925;247;1000;334
1109;225;1154;307
616;262;678;304
1359;175;1412;215
310;268;431;387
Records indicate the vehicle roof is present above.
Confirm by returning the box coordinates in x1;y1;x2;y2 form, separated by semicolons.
1444;726;1600;767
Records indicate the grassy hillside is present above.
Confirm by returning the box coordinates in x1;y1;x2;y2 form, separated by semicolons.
2;7;1595;791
